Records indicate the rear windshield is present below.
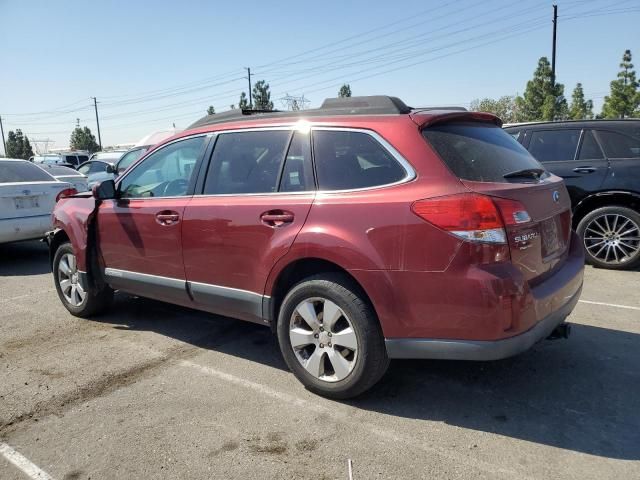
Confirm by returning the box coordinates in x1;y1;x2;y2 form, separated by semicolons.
0;161;55;183
44;165;80;176
423;123;545;183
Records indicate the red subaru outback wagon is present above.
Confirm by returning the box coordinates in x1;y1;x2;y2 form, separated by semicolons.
49;96;584;398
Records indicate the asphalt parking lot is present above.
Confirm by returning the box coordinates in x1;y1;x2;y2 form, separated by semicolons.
1;241;638;480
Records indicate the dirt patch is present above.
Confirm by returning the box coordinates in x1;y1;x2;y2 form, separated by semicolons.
209;440;240;456
246;432;288;455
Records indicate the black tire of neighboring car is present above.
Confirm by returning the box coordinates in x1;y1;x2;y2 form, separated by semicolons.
276;273;390;399
577;205;640;270
53;242;113;317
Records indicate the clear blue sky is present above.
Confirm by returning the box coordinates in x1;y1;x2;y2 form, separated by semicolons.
0;0;638;152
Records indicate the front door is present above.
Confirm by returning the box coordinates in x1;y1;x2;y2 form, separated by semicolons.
182;129;315;323
97;135;208;305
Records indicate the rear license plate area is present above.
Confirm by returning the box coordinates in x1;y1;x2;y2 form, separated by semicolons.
14;196;40;209
541;216;564;258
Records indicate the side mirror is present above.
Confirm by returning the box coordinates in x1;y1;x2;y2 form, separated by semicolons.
106;164;116;174
92;179;117;200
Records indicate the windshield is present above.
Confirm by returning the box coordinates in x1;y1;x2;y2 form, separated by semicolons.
423;123;547;183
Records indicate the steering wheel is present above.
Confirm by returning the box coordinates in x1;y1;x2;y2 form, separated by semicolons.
163;178;188;196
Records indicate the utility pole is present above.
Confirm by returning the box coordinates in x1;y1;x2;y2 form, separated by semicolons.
0;115;6;156
245;67;253;109
91;97;102;150
551;4;558;86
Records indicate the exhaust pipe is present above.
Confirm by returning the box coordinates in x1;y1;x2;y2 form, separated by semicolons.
547;323;571;340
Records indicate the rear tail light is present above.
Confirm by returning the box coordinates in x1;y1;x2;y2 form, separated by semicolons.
411;193;530;244
56;187;78;202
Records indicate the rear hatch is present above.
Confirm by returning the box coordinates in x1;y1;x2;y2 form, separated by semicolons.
421;119;572;283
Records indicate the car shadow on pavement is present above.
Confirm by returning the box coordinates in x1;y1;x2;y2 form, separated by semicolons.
91;294;640;461
350;323;640;461
0;240;51;276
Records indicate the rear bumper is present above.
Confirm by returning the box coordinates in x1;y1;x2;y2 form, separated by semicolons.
0;214;51;244
385;282;581;360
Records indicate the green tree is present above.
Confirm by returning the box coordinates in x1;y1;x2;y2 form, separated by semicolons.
5;129;34;159
338;84;352;98
568;83;594;120
238;91;249;109
207;106;215;115
469;95;525;123
516;57;568;121
602;50;639;119
69;126;100;153
252;80;274;110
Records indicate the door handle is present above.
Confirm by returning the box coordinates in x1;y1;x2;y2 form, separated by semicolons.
155;211;180;225
572;166;596;174
260;210;294;227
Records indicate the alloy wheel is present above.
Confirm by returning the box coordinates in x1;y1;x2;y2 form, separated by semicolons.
289;297;358;383
57;252;86;306
583;213;640;265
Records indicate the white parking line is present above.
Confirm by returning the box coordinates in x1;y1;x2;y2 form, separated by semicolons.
180;359;533;480
0;443;54;480
579;300;640;311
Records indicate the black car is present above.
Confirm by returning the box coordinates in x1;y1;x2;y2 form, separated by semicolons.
505;120;640;269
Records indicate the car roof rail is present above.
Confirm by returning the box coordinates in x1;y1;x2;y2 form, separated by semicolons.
187;95;414;129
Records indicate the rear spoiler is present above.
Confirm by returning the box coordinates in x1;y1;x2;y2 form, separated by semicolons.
410;111;502;128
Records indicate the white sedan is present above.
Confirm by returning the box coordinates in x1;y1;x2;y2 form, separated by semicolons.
0;159;77;244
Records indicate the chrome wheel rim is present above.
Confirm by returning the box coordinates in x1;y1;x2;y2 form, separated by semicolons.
584;214;640;265
289;297;358;383
58;252;86;306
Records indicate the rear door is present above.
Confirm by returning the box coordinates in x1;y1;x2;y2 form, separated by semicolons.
181;128;315;323
594;128;640;192
525;128;609;204
423;123;572;283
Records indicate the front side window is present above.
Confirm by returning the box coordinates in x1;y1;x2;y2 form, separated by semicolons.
313;130;406;190
119;136;205;198
89;161;109;174
528;129;581;162
203;130;290;194
77;163;91;175
596;130;640;158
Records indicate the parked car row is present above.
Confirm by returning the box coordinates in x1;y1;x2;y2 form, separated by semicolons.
504;120;640;269
48;96;584;398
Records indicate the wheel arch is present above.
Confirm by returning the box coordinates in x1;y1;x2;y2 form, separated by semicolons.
573;190;640;226
265;257;381;332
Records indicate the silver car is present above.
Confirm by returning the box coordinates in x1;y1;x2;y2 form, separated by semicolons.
0;159;74;244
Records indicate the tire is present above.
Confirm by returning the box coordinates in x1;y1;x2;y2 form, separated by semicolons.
276;273;389;399
53;242;113;317
576;206;640;270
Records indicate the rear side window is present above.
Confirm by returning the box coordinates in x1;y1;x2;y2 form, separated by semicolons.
423;123;544;183
64;155;78;166
596;130;640;158
0;161;55;183
578;131;604;160
279;132;314;192
313;130;406;190
528;129;580;162
77;155;88;163
204;131;290;194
